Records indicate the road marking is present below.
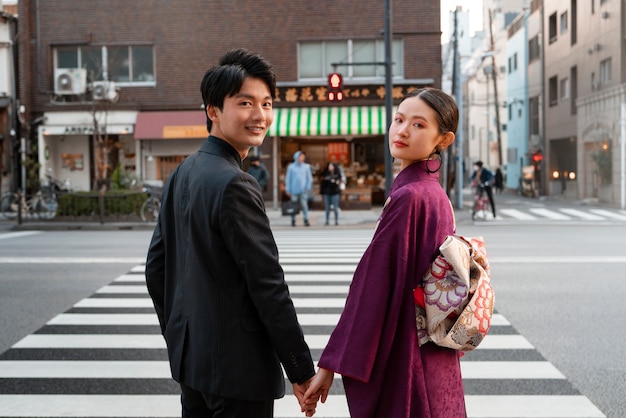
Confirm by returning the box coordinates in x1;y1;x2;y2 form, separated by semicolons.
499;208;538;220
73;297;347;309
490;256;626;263
0;394;605;417
12;333;530;351
589;209;626;220
13;335;166;349
0;360;562;380
529;208;572;220
45;312;511;327
0;257;144;264
0;231;41;240
558;208;606;220
465;395;605;417
47;313;160;326
460;361;565;379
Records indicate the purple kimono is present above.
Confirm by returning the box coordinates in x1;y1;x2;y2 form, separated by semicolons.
318;161;466;418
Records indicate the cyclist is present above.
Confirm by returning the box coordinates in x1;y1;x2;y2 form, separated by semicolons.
471;161;496;219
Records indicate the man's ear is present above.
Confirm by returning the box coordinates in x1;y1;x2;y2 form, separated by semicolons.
206;105;219;122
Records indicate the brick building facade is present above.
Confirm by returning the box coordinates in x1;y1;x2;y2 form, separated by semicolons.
17;0;442;208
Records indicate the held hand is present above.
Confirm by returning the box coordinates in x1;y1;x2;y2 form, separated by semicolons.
293;379;319;417
303;367;334;405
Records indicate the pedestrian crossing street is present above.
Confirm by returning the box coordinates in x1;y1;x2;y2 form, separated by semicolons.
474;206;626;223
0;230;606;417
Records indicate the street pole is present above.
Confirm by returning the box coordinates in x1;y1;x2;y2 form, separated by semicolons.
453;9;464;209
488;9;503;168
384;0;393;197
620;102;626;210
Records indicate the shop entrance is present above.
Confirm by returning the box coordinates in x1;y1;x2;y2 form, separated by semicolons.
279;136;386;209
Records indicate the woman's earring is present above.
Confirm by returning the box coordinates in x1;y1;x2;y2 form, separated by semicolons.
425;150;442;173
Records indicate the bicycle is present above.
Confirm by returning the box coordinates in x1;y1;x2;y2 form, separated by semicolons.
140;184;162;222
0;190;58;220
471;184;492;221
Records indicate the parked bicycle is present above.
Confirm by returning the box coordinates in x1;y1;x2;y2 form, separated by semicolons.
140;184;162;222
0;190;58;220
471;184;492;221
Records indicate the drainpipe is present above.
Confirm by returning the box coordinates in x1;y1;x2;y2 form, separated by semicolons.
620;102;626;210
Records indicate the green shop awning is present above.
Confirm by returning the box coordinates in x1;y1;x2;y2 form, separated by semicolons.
269;106;394;137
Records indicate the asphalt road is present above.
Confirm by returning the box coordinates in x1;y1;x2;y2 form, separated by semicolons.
0;204;625;416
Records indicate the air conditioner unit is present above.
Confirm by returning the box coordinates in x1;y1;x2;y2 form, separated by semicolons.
54;68;87;95
91;81;118;101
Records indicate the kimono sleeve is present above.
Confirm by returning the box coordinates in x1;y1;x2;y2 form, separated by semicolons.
318;192;424;383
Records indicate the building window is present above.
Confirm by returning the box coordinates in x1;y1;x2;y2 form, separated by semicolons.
570;66;578;115
600;58;612;85
513;53;518;71
298;39;404;80
560;77;569;99
591;72;597;90
529;35;540;63
549;76;558;106
55;45;155;85
549;12;558;43
571;0;577;45
529;96;539;135
560;11;568;34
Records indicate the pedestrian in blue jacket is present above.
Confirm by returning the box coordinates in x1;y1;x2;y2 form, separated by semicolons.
285;150;312;226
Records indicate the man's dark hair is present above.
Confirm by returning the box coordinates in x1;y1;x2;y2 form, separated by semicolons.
200;49;276;133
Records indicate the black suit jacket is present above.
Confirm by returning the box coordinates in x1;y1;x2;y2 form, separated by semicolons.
146;136;314;400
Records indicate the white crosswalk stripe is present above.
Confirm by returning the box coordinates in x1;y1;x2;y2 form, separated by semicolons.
0;230;606;417
485;207;626;223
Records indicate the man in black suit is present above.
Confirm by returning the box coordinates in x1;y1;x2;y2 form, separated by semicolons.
146;49;317;417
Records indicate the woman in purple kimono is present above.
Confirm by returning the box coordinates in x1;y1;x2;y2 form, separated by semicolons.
303;88;466;417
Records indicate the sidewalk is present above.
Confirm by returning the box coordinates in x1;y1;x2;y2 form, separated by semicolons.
2;202;474;232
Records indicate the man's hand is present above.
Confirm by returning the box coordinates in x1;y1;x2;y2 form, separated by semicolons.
293;378;319;417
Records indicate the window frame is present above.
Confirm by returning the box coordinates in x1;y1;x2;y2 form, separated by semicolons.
298;39;404;81
54;45;156;86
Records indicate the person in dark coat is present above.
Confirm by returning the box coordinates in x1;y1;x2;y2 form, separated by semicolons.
494;167;504;194
145;48;317;418
471;161;496;218
303;88;466;417
319;161;342;225
247;155;269;190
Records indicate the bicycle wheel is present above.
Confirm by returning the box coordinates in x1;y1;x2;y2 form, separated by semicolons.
34;194;58;220
140;197;161;222
483;197;493;220
0;193;19;220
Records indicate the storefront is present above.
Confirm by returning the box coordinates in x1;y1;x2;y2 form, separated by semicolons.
134;110;207;187
38;111;137;191
132;105;395;209
269;105;392;209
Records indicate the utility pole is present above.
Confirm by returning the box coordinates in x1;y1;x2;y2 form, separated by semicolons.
452;9;464;209
488;9;503;167
383;0;393;197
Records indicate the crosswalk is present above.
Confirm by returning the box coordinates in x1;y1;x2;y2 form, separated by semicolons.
0;230;606;417
475;207;626;222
